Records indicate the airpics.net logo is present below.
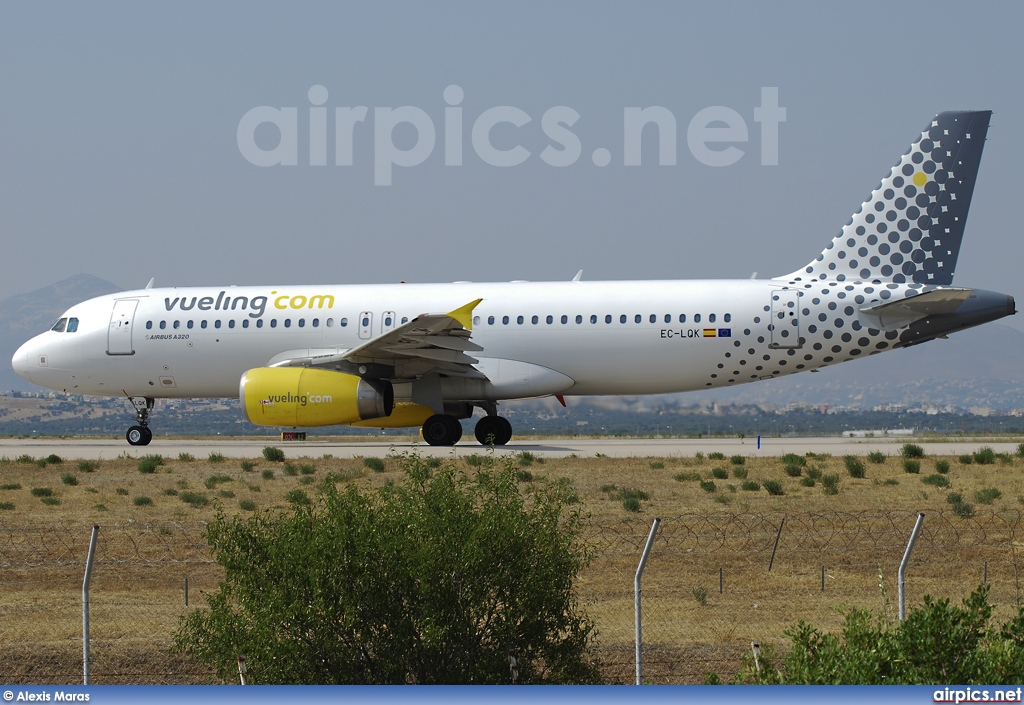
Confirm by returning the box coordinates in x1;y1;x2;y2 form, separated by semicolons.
237;86;786;185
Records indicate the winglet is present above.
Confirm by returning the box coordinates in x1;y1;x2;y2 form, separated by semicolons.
447;298;483;330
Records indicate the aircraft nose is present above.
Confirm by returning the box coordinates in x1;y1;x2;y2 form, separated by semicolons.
12;339;38;383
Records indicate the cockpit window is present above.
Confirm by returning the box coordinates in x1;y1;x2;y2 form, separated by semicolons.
66;317;79;333
51;318;67;332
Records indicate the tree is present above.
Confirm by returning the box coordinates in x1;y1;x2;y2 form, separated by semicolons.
174;452;600;684
727;584;1024;684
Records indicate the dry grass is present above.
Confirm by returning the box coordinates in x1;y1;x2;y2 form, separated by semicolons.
2;445;1023;684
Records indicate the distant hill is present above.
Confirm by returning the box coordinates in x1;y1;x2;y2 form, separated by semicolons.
0;274;121;392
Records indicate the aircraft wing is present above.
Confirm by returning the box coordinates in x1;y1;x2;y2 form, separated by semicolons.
267;299;486;380
858;288;975;331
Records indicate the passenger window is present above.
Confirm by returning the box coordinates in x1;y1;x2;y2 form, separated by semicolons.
620;315;627;324
145;321;153;330
634;315;641;324
201;320;208;329
187;320;194;329
401;317;408;324
173;321;180;329
591;315;597;324
284;319;291;328
256;319;263;328
561;315;568;324
228;320;235;329
649;314;656;323
51;318;67;332
384;316;392;327
160;321;167;330
664;314;671;323
242;319;249;328
487;316;495;325
361;316;369;327
67;318;79;333
340;318;348;327
724;313;731;323
709;313;716;323
694;314;701;323
473;316;480;325
575;315;582;324
298;319;305;328
605;315;612;324
312;318;319;327
326;318;333;327
517;315;524;324
215;320;221;329
546;315;553;324
532;315;539;324
270;319;277;328
502;315;509;325
679;314;686;323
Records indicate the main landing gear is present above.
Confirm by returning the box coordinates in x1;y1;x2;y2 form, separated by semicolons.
420;413;513;447
125;396;154;446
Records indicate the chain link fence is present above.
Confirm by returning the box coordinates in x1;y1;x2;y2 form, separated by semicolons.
3;510;1022;684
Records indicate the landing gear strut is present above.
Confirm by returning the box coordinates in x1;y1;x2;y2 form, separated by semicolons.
126;397;154;446
422;414;463;446
474;415;512;446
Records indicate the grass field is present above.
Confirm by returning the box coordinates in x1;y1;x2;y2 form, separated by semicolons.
2;441;1024;684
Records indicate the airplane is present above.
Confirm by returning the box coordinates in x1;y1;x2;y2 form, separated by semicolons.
11;110;1015;447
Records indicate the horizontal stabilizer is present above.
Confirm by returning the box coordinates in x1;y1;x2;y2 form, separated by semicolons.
859;288;974;330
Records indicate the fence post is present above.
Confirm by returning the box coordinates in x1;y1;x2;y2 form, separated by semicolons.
898;513;925;621
82;524;99;685
635;517;660;685
768;517;785;571
237;655;248;685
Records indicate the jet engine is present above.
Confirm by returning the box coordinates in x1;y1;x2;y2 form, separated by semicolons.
239;367;393;427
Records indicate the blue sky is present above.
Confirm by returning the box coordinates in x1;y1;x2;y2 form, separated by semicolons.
2;1;1022;326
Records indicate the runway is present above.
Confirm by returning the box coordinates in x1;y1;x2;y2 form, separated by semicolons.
1;435;1021;460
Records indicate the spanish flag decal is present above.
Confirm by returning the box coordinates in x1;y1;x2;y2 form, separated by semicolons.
703;328;716;337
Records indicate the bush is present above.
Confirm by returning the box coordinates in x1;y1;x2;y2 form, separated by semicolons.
1018;442;1024;458
674;472;701;482
732;467;748;479
426;457;442;469
30;487;53;497
843;456;865;478
517;451;537;466
204;475;232;489
974;488;1002;505
902;459;921;474
465;454;484;467
807;467;823;480
822;475;840;495
164;488;179;496
115;488;129;496
711;467;728;480
613;487;649;512
261;469;274;480
241;460;255;472
922;474;950;488
959;454;974;465
15;454;34;464
784;464;803;477
133;496;153;506
45;454;63;465
901;444;925;459
649;461;664;470
730;455;745;466
40;497;60;506
285;489;311;506
973;447;996;465
179;492;209;508
363;457;386;473
781;453;805;467
60;473;78;486
138;455;164;474
799;477;816;487
0;502;14;510
708;452;726;460
283;464;299;476
935;460;950;474
299;464;316;475
699;480;716;493
867;451;887;464
740;480;760;492
622;496;641;513
174;455;599;684
262;447;286;462
77;460;99;472
219;490;235;498
239;500;257;511
1;483;22;490
516;470;533;482
208;452;226;463
763;480;784;496
178;453;195;462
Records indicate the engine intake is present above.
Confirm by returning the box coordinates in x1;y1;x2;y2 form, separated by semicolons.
240;367;393;427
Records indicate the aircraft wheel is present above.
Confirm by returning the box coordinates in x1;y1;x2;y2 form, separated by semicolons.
126;425;152;446
422;414;462;446
493;416;512;446
475;416;512;446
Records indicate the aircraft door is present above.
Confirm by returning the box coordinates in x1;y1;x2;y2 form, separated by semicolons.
381;311;396;333
358;311;373;340
770;290;801;349
107;299;139;355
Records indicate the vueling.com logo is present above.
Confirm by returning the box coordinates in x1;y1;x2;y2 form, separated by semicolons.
163;290;335;319
259;392;334;408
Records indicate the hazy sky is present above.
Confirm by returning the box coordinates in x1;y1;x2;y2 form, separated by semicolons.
2;2;1023;326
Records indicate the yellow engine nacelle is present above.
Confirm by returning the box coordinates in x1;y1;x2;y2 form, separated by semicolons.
239;367;394;427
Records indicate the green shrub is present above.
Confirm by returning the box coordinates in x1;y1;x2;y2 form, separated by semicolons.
30;487;53;497
517;452;537;466
692;586;708;606
239;500;256;511
763;480;784;496
204;475;232;489
843;456;865;478
516;470;533;482
363;457;386;473
959;454;974;465
240;460;255;472
973;447;996;465
218;490;235;498
922;474;951;488
60;473;78;486
465;454;484;467
261;469;274;480
674;472;701;482
622;496;641;512
784;464;803;477
138;455;164;474
45;454;63;465
299;464;316;475
208;452;226;463
40;496;60;506
649;461;665;470
799;477;816;487
1017;442;1024;458
77;460;99;472
730;455;745;466
740;480;760;492
822;475;840;495
880;478;899;486
178;453;195;462
164;488;179;496
935;459;950;474
115;488;129;496
285;489;311;506
951;500;975;518
1;483;22;490
262;447;286;462
902;459;921;474
699;480;716;493
283;464;299;476
901;443;925;459
16;454;34;464
711;467;728;480
179;492;209;508
0;502;14;510
807;467;823;480
708;452;726;460
298;477;314;485
426;457;442;469
974;487;1002;505
133;496;153;506
732;467;748;479
781;453;806;467
867;451;887;464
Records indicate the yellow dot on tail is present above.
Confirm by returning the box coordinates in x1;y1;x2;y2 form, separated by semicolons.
913;172;928;187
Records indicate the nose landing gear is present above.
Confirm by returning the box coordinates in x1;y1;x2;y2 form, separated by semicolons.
125;396;154;446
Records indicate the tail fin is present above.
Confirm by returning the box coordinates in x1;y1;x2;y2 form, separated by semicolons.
783;111;991;286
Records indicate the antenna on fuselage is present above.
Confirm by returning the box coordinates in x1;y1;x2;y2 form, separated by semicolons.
572;270;583;282
145;278;155;289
